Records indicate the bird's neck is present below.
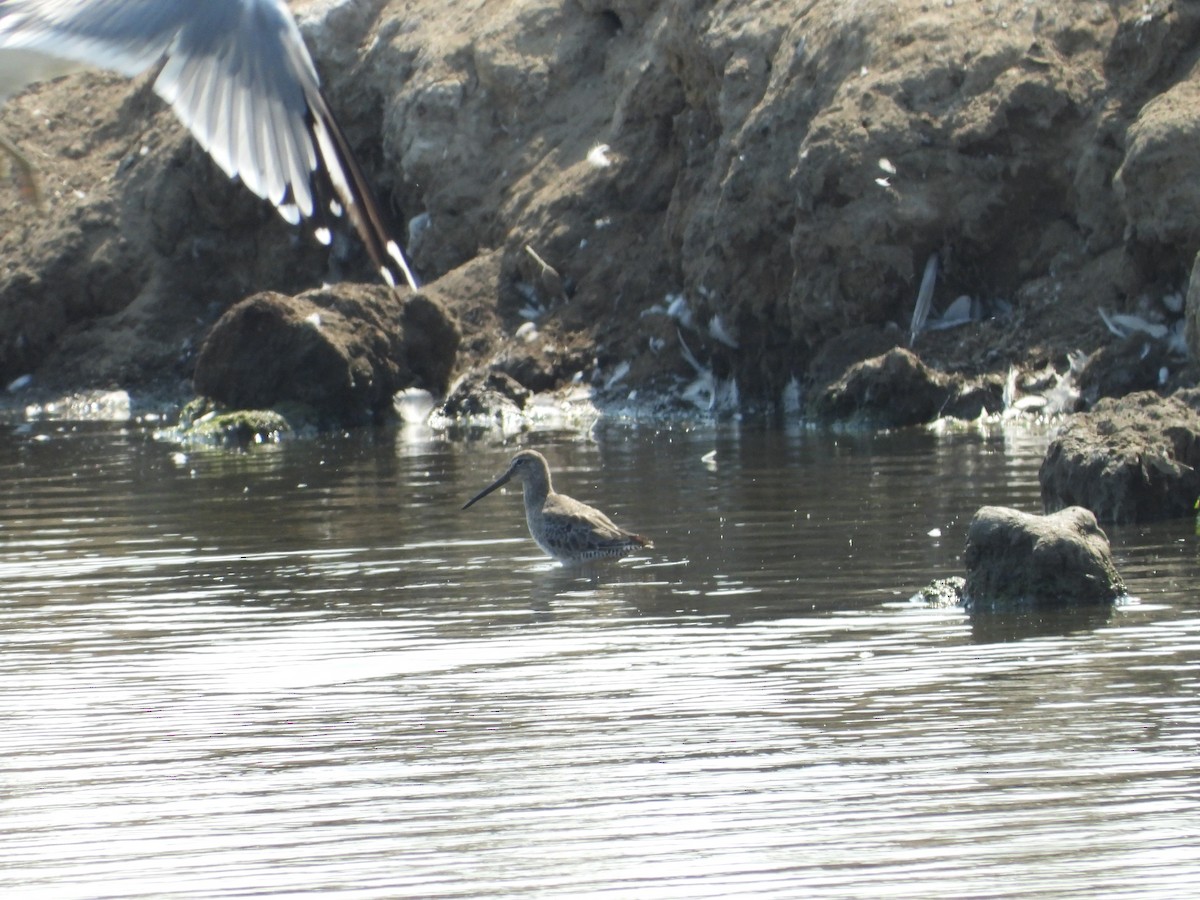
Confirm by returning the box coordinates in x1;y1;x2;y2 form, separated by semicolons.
523;479;550;509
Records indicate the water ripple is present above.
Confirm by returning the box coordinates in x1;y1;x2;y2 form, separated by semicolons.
0;422;1198;897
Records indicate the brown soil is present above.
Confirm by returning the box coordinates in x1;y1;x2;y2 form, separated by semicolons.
2;0;1198;411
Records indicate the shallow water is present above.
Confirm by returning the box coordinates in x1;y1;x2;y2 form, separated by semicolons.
1;418;1198;898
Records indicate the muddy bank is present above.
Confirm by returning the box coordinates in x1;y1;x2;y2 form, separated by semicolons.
1;0;1199;418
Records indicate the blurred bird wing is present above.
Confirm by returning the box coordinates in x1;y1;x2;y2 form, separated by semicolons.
0;0;417;290
0;0;184;78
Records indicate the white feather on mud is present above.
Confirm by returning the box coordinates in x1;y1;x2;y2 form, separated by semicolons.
909;252;939;345
708;314;739;349
1099;307;1168;340
1002;357;1082;417
587;143;613;168
603;360;630;391
678;330;739;413
664;293;694;330
407;212;431;249
922;294;977;331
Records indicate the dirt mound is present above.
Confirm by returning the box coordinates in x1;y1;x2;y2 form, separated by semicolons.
1041;388;1200;523
192;284;458;427
2;0;1199;409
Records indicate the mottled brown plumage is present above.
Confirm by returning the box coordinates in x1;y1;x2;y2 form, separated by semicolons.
462;449;653;562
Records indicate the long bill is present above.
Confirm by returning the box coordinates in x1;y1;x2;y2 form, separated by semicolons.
462;472;513;510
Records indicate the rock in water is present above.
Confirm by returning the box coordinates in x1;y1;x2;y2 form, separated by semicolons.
964;506;1125;607
1039;389;1200;524
192;284;459;427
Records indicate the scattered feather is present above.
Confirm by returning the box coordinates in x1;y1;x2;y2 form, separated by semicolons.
1098;308;1168;340
941;294;973;323
678;330;738;413
666;293;694;330
587;143;613;168
1066;349;1089;374
1169;320;1188;356
781;376;802;416
516;281;544;320
1002;366;1019;409
407;212;431;248
604;360;631;390
909;252;939;346
525;245;566;302
708;314;739;349
878;158;897;175
923;294;976;332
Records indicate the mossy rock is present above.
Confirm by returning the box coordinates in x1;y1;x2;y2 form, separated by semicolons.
166;399;322;447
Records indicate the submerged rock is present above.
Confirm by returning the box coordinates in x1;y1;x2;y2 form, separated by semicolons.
170;401;304;448
192;284;459;428
911;576;965;608
1040;389;1200;523
440;371;531;421
810;347;999;427
810;348;947;426
963;505;1125;607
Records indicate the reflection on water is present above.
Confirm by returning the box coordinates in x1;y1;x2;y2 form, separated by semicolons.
1;419;1199;898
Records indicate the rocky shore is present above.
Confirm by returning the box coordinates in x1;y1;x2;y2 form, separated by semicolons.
3;0;1200;540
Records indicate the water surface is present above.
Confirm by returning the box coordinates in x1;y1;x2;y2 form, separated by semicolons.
1;419;1198;898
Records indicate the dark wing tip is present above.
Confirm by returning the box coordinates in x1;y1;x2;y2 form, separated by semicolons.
305;93;419;292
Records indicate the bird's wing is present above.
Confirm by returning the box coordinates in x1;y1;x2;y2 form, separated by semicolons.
0;0;185;76
0;0;417;290
542;496;642;555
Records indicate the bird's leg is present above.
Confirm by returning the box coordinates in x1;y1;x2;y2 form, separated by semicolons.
0;131;46;209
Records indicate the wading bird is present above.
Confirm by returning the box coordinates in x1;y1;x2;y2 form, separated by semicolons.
463;449;654;563
0;0;417;289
